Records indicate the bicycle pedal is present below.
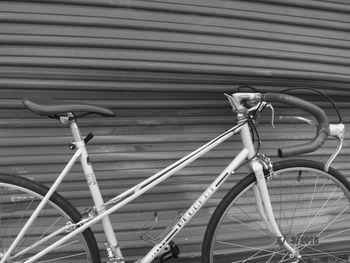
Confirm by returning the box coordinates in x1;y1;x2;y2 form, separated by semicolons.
155;242;180;263
106;257;125;263
105;243;124;263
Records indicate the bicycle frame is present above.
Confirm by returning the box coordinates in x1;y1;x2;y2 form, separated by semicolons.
1;109;294;263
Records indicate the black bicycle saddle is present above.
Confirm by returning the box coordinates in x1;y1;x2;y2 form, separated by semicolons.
23;97;115;118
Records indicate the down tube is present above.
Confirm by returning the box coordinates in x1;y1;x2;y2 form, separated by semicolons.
140;148;250;263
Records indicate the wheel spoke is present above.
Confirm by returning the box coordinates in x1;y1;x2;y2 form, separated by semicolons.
226;211;272;237
0;176;97;263
301;186;341;237
205;162;350;263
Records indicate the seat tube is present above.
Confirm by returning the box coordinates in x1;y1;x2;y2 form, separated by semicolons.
70;118;124;261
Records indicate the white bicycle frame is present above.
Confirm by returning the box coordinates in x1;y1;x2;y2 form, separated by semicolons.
1;94;297;263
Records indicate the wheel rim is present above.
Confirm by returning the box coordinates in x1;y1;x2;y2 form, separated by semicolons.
0;182;93;263
209;167;350;263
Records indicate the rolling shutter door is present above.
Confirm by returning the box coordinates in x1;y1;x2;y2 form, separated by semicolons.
0;1;349;261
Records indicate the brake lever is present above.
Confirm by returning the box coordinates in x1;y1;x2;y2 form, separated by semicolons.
324;123;345;172
245;102;275;127
266;103;275;128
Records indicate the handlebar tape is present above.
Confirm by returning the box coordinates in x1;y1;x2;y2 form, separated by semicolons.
263;93;330;158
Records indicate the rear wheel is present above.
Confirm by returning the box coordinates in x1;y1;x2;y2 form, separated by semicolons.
202;159;350;263
0;173;100;262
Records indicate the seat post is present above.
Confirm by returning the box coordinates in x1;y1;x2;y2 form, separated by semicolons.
68;114;83;143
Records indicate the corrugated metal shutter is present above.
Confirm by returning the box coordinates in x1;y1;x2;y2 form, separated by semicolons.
0;0;349;262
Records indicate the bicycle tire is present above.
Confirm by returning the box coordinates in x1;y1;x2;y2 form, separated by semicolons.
0;173;101;263
202;159;350;263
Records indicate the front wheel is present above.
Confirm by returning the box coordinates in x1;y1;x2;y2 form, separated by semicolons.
202;159;350;263
0;173;100;262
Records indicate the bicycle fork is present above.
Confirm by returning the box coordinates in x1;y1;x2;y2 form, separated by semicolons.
239;119;300;261
251;159;300;260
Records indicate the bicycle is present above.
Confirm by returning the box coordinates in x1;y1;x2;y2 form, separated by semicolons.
0;91;348;263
